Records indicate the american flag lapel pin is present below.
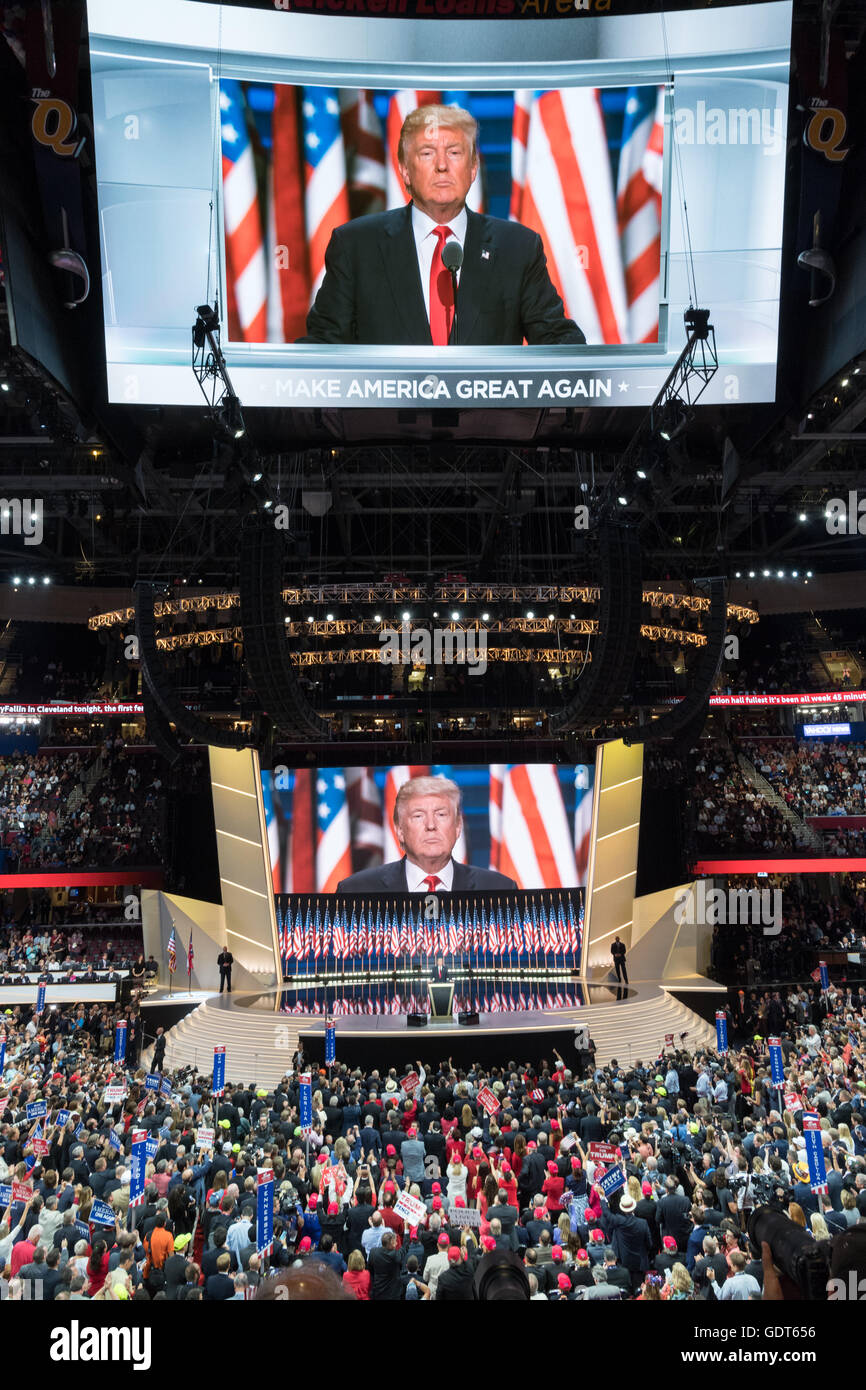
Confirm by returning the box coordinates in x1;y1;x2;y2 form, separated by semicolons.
481;249;490;259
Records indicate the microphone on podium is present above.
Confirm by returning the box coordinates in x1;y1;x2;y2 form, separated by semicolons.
442;239;463;345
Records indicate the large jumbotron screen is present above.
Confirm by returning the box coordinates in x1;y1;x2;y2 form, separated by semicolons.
261;763;594;894
86;0;792;406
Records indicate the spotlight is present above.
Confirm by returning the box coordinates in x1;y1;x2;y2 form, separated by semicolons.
262;499;273;510
218;395;246;439
841;377;849;387
42;576;51;585
777;570;785;578
636;469;647;480
0;382;8;392
401;611;411;621
481;612;490;621
27;577;35;585
326;613;334;621
252;471;263;483
617;495;628;506
373;614;382;622
526;610;534;620
451;611;460;620
735;571;741;578
748;571;755;578
306;616;314;623
762;569;770;577
792;570;799;578
798;512;807;522
656;398;692;442
11;577;20;586
806;570;813;577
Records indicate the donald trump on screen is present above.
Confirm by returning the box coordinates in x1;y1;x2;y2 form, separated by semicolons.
301;104;586;348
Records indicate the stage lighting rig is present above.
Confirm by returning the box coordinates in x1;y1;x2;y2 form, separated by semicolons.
192;301;247;441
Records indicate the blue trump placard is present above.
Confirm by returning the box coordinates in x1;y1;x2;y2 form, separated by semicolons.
145;1074;161;1091
598;1165;627;1199
90;1199;116;1225
26;1100;47;1121
55;1109;71;1129
108;1129;123;1153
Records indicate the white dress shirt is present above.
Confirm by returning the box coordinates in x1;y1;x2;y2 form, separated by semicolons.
411;204;466;324
405;857;454;893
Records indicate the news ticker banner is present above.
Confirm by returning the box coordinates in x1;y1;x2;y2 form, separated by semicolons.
2;690;859;719
195;0;743;19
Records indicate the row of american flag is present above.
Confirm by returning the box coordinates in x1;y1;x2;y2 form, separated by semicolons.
263;764;594;895
221;80;664;345
275;895;582;969
281;988;587;1017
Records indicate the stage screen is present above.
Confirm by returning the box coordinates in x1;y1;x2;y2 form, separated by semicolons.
87;0;792;406
261;763;594;893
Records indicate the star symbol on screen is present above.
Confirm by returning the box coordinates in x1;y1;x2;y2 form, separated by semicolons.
325;96;339;116
306;131;320;149
221;123;239;145
303;100;315;118
219;90;232;111
618;380;629;392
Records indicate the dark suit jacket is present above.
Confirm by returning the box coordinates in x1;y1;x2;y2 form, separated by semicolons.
301;204;586;346
336;856;516;894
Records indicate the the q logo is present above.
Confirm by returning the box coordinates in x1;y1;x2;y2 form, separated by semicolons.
804;107;849;164
31;97;84;157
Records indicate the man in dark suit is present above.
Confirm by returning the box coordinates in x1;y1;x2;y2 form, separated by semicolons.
336;774;516;894
302;104;585;348
217;946;233;995
431;957;450;984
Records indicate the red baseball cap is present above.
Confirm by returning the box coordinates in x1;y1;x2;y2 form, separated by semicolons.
557;1273;571;1291
642;1181;652;1196
447;1247;462;1264
298;1237;312;1252
663;1236;677;1251
482;1236;496;1251
386;1145;396;1156
408;1127;417;1137
571;1158;581;1171
552;1245;563;1261
328;1202;339;1215
432;1197;442;1210
455;1197;466;1208
590;1228;605;1243
432;1182;441;1193
437;1233;449;1247
576;1249;588;1261
547;1161;558;1174
409;1226;419;1239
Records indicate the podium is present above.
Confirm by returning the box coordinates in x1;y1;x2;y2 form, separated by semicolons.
428;981;454;1018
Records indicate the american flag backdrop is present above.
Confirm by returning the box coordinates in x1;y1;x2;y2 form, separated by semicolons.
222;82;665;345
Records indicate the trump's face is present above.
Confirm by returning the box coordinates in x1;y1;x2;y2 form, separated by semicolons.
399;122;477;224
396;793;462;872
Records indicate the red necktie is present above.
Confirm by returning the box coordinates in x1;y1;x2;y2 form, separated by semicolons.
429;225;454;347
422;875;441;892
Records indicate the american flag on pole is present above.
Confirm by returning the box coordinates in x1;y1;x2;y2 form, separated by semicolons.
510;88;629;344
302;87;351;301
617;86;665;343
167;928;177;975
344;767;385;865
220;80;268;342
316;771;353;893
187;932;194;979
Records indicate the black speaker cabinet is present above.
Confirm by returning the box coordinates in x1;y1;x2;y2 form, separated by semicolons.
458;1011;480;1027
407;1013;427;1028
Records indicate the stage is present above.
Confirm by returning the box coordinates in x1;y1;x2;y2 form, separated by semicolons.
143;971;721;1084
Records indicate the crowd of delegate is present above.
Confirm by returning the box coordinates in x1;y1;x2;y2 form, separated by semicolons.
2;977;866;1301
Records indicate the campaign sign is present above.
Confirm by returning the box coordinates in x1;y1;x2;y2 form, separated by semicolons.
108;1129;123;1152
598;1165;627;1199
35;983;46;1014
131;1128;147;1143
74;1122;85;1140
12;1181;33;1203
325;1019;336;1067
55;1109;70;1129
664;1033;674;1046
129;1137;147;1207
26;1100;47;1121
768;1038;785;1086
0;1184;12;1208
114;1020;127;1064
31;1137;50;1156
715;1011;728;1054
802;1111;829;1194
145;1137;159;1159
213;1046;226;1098
477;1085;500;1116
144;1073;161;1092
394;1190;427;1225
401;1071;420;1095
196;1127;214;1150
90;1198;116;1226
448;1206;482;1228
299;1072;312;1135
103;1085;126;1104
160;1076;172;1096
588;1142;620;1164
0;1036;5;1073
819;960;830;991
257;1170;275;1258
